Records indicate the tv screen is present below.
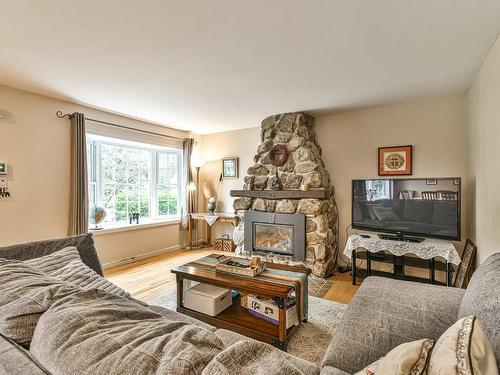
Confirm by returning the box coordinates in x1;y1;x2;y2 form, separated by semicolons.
352;178;461;240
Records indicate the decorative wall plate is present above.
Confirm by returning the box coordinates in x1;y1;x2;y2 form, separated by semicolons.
268;145;289;167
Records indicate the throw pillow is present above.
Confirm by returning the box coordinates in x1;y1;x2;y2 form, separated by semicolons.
427;316;498;375
371;206;401;222
0;259;80;344
25;246;130;298
30;289;224;375
49;259;130;298
25;246;81;274
202;339;320;375
354;339;434;375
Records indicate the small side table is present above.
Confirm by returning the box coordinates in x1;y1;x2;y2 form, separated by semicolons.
345;234;461;286
188;212;239;248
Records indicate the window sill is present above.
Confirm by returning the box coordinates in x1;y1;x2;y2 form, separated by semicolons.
90;218;180;235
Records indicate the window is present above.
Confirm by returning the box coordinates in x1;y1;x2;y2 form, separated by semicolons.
365;180;392;201
87;134;183;227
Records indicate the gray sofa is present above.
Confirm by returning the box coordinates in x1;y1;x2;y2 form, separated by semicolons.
0;234;498;374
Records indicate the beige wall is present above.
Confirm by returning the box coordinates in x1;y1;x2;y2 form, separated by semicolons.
197;127;260;240
0;84;188;266
199;95;467;260
466;36;500;264
316;95;466;262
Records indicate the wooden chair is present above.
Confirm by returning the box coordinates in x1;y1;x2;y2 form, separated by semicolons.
399;190;413;199
421;191;439;200
437;190;458;200
454;239;477;288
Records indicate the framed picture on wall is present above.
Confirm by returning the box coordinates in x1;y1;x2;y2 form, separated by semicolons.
378;145;412;176
222;157;239;178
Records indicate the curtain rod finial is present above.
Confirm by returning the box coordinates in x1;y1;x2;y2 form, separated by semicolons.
56;111;70;119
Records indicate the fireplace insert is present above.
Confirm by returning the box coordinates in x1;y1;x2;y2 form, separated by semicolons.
244;211;306;260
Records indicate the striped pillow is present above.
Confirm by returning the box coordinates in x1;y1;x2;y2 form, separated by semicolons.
25;246;81;274
50;259;130;298
25;247;130;298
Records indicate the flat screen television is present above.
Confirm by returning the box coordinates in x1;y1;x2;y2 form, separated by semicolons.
352;178;461;240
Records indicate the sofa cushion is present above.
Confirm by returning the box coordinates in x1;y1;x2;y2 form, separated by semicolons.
0;333;48;375
148;304;216;332
0;233;103;276
201;339;319;375
51;258;130;298
322;277;465;374
214;328;248;347
25;247;130;298
24;246;81;273
458;252;500;366
428;316;497;375
320;367;351;375
30;289;225;375
0;259;79;344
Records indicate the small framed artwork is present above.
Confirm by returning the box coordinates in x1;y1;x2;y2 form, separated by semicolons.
222;157;239;178
426;179;438;185
378;145;412;176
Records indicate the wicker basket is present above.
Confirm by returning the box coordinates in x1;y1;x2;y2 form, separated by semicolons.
240;293;249;309
214;234;236;252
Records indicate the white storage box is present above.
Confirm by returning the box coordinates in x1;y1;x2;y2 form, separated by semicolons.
183;283;232;316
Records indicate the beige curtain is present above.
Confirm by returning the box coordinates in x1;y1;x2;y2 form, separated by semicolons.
68;112;89;235
179;138;194;230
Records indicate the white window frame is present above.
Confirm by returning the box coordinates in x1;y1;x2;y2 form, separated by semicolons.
155;150;183;218
87;134;183;228
366;180;393;200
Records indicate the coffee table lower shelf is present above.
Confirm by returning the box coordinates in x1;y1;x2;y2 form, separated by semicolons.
177;294;298;350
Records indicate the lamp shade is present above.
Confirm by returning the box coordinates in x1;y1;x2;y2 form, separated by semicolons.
191;153;204;169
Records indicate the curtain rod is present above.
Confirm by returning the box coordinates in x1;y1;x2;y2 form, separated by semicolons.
56;111;188;142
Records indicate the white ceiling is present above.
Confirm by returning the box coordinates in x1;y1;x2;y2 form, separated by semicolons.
1;1;499;134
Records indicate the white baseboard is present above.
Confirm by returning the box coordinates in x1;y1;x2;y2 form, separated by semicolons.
102;243;187;270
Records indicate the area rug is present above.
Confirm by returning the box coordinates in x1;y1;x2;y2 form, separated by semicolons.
150;290;347;365
308;274;335;298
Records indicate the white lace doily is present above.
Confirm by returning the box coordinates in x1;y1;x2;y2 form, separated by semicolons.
204;214;219;226
344;234;461;265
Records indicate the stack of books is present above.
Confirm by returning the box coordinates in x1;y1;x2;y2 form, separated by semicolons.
246;294;298;329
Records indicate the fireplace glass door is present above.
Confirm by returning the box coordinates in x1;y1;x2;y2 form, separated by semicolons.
253;223;294;256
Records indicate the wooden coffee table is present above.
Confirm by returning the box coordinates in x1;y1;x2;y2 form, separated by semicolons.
171;255;311;350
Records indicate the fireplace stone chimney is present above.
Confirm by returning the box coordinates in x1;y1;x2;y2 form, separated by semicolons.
231;112;339;277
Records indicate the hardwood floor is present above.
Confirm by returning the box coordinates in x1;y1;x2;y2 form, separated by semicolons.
105;248;361;304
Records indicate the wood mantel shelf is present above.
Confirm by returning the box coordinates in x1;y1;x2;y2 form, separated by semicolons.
230;190;326;199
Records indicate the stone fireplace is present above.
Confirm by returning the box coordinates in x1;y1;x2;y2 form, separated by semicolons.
231;112;339;277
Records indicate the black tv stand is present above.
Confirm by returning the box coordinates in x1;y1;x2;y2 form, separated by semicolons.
378;233;425;243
